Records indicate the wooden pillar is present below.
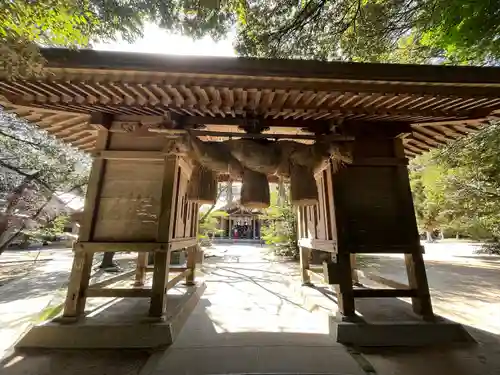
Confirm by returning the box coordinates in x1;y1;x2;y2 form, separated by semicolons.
330;123;433;320
149;156;178;318
229;217;232;238
299;247;312;285
63;129;109;319
227;180;233;204
134;252;148;287
350;253;359;285
394;141;434;319
334;253;355;318
185;245;197;285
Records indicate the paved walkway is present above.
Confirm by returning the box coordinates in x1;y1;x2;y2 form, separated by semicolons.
149;244;365;374
2;243;500;375
0;249;73;359
363;241;500;335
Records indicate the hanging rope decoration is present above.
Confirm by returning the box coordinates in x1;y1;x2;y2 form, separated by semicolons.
187;163;218;204
168;132;353;208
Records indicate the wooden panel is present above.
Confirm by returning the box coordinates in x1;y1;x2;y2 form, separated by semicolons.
102;160;163;181
93;220;158;241
298;238;337;252
108;133;166;151
174;171;188;238
75;242;167;252
314;174;327;240
100;180;162;198
332;138;420;253
93;159;163;241
96;198;159;220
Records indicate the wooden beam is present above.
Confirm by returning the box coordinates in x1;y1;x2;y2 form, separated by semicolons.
411;130;447;147
146;266;188;273
340;121;413;138
90;112;114;130
298;238;337;252
166;269;191;290
86;287;152;298
352;157;409;166
74;242;169;253
90;269;136;289
352;288;417;298
169;237;198;251
171;130;353;141
94;150;165;161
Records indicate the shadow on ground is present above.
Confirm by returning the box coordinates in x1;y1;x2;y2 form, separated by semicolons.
2;257;500;375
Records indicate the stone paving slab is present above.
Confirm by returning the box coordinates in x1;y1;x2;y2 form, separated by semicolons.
148;249;366;375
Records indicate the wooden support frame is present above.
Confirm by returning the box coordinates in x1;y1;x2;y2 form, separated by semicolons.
299;131;434;322
62;127;198;323
63;130;109;319
149;156;178;318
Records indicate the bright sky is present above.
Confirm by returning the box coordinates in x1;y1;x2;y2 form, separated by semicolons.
93;24;236;57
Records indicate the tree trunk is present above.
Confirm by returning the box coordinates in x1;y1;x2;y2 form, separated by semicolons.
426;230;433;242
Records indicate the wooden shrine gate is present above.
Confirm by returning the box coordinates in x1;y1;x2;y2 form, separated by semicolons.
1;48;500;347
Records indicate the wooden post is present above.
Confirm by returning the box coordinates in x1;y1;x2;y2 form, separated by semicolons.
299;247;312;285
405;251;433;319
394;140;434;320
149;156;178;318
227;180;233;204
134;252;148;287
185;245;197;285
63;129;109;319
350;253;360;285
335;252;356;318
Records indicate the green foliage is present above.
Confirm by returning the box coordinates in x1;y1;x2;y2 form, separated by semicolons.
1;0;235;79
409;121;500;252
198;209;228;239
27;215;69;241
233;0;500;65
409;152;448;235
3;0;500;72
0;1;98;78
0;111;90;251
261;185;299;258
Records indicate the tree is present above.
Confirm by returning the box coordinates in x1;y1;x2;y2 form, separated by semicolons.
409;152;449;241
1;0;235;79
234;0;500;65
0;111;90;253
260;184;299;258
408;121;500;252
435;121;500;249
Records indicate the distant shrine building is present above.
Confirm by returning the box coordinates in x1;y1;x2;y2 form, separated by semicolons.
215;182;262;240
